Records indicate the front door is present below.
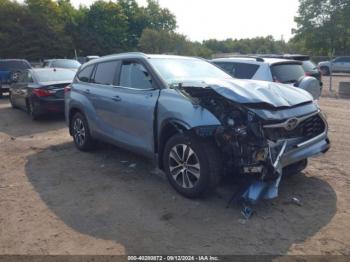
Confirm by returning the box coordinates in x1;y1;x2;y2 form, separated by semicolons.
110;60;160;156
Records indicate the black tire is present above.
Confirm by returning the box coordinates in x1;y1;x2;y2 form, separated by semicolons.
283;159;308;178
320;66;330;76
0;91;3;98
163;133;222;198
71;112;95;151
9;92;17;108
27;99;40;120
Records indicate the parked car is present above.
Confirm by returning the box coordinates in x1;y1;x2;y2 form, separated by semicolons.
0;59;32;97
260;54;322;84
211;56;322;99
77;56;100;64
10;68;75;119
65;53;330;202
318;56;350;75
43;59;81;71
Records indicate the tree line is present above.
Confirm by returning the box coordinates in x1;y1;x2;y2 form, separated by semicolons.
0;0;349;61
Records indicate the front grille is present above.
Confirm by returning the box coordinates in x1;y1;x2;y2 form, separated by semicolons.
264;114;325;141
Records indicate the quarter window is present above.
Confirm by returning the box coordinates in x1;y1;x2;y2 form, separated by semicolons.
119;62;153;89
92;61;119;85
77;65;94;83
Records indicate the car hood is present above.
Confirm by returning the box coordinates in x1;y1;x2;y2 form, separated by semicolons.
176;78;313;109
318;61;330;66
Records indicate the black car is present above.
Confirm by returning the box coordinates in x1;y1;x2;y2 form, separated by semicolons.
0;59;32;97
9;68;75;120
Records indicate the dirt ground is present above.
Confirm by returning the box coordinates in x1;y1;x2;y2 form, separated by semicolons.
0;76;350;255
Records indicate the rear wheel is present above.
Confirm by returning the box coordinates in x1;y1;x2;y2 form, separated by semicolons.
71;112;95;151
27;99;40;120
9;92;17;108
163;133;222;198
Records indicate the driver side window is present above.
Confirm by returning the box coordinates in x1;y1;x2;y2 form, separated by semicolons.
119;61;153;89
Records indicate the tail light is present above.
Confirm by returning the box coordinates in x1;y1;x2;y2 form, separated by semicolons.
32;88;52;97
64;85;71;93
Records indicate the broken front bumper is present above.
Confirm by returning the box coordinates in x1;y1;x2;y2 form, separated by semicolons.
242;112;330;203
280;131;330;168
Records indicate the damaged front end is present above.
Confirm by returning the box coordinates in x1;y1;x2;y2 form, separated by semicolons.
175;83;330;204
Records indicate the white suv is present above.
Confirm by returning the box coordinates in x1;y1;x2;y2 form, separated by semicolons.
211;57;322;99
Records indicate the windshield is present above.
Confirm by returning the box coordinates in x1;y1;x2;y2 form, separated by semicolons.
51;60;81;69
149;58;231;84
0;61;31;71
271;63;305;84
35;70;76;82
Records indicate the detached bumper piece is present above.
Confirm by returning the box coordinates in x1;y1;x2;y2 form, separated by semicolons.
240;111;330;204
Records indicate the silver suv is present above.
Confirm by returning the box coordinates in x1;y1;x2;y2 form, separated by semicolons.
212;57;322;99
65;53;330;202
318;56;350;75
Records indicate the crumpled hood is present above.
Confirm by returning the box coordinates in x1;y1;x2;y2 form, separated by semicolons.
178;78;313;108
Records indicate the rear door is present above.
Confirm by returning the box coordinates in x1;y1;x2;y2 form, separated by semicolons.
86;60;123;140
111;59;160;156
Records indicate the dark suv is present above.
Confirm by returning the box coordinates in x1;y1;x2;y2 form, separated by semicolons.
65;53;329;202
0;59;32;97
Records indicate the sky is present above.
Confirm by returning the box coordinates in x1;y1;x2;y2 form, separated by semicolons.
72;0;300;41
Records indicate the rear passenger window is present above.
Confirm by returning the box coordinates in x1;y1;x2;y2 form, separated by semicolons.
214;62;234;74
231;63;259;79
77;65;94;82
119;62;153;89
92;61;119;85
213;62;259;79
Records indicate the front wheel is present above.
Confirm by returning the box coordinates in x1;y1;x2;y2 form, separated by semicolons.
163;133;222;198
283;159;308;178
320;66;330;76
71;112;95;151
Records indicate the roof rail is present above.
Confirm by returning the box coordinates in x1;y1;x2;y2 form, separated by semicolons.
223;55;265;62
103;52;147;58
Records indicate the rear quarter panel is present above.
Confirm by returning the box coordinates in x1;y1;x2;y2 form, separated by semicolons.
65;82;99;136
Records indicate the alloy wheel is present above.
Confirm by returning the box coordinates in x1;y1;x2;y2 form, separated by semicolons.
168;144;201;189
73;118;86;147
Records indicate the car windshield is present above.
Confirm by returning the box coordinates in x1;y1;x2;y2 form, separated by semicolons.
35;70;76;82
0;61;31;71
302;60;317;71
271;63;305;84
149;58;231;84
51;60;81;69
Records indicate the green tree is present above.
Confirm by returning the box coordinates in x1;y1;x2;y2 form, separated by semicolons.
138;28;192;55
142;0;176;31
0;0;74;59
293;0;350;55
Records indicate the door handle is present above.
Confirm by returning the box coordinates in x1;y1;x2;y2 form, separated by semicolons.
83;89;90;94
112;95;121;102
